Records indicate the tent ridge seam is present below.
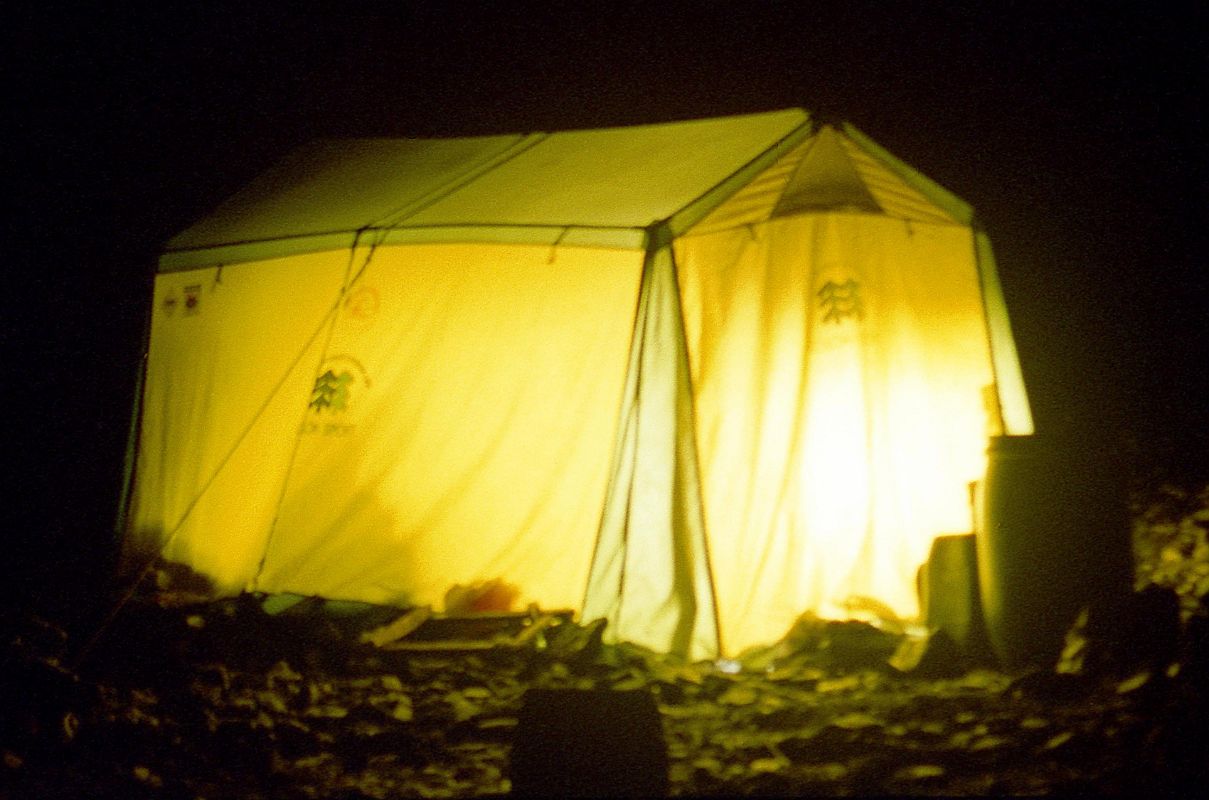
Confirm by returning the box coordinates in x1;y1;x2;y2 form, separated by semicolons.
669;115;816;235
162;223;650;255
374;133;552;229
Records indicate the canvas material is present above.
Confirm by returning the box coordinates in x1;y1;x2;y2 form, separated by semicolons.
127;251;349;589
130;113;1035;659
161;109;810;270
583;231;721;661
677;214;996;654
165;135;533;254
973;231;1033;435
251;243;641;611
688;125;963;237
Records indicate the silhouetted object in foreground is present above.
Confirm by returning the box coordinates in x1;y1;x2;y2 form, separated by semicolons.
510;688;668;797
1057;586;1182;677
978;434;1133;668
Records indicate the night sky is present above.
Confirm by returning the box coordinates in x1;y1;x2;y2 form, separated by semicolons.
6;2;1206;614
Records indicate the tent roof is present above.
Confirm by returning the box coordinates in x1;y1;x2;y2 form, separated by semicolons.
161;109;974;271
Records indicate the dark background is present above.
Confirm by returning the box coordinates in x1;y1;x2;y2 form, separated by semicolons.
5;2;1206;620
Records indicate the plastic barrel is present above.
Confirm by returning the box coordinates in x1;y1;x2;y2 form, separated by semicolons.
976;435;1133;669
921;533;994;661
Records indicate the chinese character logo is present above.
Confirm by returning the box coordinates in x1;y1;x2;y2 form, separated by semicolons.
817;278;863;324
303;356;370;437
309;370;354;412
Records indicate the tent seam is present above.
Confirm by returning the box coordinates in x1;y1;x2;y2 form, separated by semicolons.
158;223;651;271
664;232;724;658
971;222;1009;436
373;134;551;229
581;236;651;621
669;115;816;236
253;229;379;587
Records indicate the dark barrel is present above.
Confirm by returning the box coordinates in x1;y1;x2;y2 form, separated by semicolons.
976;434;1134;668
510;688;668;797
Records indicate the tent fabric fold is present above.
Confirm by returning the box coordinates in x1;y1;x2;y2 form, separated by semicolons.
126;109;1034;659
582;226;721;661
676;214;1004;654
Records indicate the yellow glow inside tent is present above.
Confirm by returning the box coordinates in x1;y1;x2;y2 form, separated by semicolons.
677;213;994;654
132;243;643;611
257;244;642;611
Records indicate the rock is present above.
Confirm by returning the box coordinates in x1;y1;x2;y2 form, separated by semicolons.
510;688;667;797
717;685;759;706
271;721;321;759
1005;670;1095;704
892;763;946;781
1183;615;1209;688
543;618;606;663
888;630;967;678
831;711;881;729
753;704;816;730
24;517;1205;800
779;726;868;762
817;620;901;670
1059;587;1181;677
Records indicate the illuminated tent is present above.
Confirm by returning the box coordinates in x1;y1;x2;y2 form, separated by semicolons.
124;109;1033;659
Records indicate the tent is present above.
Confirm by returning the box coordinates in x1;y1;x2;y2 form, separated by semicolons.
122;109;1033;660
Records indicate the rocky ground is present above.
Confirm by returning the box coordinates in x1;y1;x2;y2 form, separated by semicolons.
3;484;1207;798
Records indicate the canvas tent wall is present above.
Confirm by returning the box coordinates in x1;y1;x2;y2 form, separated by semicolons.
125;109;1032;660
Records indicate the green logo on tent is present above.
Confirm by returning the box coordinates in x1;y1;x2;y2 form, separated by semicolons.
309;370;354;412
303;356;370;436
817;278;863;324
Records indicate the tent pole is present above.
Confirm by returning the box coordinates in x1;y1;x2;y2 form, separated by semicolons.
971;222;1011;437
112;264;156;545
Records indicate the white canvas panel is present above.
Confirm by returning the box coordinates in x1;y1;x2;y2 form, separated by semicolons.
678;214;996;653
256;244;642;611
128;251;350;590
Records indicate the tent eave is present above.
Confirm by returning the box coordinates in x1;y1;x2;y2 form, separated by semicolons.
157;225;652;272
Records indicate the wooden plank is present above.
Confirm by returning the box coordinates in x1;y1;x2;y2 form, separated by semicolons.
382;639;498;652
374;607;577;651
508;613;560;648
359;606;433;647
